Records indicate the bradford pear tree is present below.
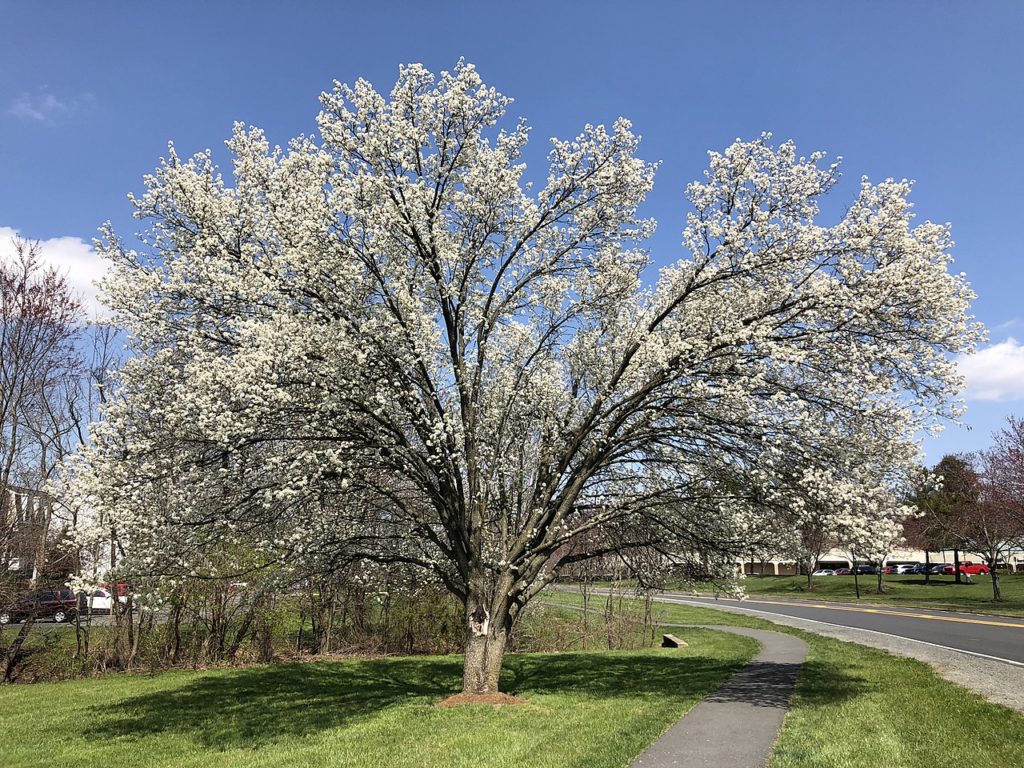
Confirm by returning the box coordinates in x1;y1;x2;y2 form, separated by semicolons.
70;62;980;694
784;457;909;592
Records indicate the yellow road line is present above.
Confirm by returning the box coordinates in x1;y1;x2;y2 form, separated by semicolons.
726;598;1024;629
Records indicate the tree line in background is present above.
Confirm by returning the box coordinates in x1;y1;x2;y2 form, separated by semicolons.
788;421;1024;600
906;427;1024;601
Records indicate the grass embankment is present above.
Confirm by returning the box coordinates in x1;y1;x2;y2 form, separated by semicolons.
548;591;1024;767
0;628;756;768
697;573;1024;616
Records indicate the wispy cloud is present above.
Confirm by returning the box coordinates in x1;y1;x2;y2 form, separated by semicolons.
957;338;1024;402
0;226;108;317
994;317;1024;332
8;88;95;124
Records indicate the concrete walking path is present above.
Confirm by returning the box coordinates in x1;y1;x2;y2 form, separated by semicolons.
630;625;808;768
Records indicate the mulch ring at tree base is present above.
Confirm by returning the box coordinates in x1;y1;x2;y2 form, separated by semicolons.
436;692;529;707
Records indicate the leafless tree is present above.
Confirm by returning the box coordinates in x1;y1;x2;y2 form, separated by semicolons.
0;237;83;586
969;419;1024;600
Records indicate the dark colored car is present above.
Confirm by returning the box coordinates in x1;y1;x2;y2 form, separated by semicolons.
833;567;852;575
853;565;877;575
929;564;953;574
0;588;79;624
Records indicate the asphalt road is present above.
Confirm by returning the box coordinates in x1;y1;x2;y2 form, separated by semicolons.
659;593;1024;665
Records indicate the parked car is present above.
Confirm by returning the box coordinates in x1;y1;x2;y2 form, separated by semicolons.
833;568;852;576
812;569;835;576
81;587;128;615
0;588;79;624
852;565;877;575
883;564;916;575
958;561;991;575
929;564;953;574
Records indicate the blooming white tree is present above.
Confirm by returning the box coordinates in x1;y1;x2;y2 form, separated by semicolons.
71;61;980;693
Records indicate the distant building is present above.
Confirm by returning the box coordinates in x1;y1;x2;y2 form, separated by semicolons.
739;546;1024;576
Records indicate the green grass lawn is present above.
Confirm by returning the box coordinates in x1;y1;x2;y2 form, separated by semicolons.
0;628;756;768
5;595;1024;768
547;591;1024;767
696;573;1024;616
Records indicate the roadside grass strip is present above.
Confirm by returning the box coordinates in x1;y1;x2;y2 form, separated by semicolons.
690;573;1024;617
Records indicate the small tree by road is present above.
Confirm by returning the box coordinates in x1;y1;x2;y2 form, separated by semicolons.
967;420;1024;601
914;455;980;585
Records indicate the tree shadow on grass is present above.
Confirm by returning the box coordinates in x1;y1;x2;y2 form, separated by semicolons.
87;657;463;750
502;652;742;699
702;660;801;709
86;651;761;751
788;659;872;707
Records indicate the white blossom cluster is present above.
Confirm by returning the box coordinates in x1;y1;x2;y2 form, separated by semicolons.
69;61;980;624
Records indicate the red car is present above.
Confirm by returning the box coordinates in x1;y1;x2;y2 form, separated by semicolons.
958;562;991;575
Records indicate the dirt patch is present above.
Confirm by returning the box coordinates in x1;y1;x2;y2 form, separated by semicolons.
436;691;529;707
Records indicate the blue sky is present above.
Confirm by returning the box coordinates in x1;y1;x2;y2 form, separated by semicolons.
2;1;1022;464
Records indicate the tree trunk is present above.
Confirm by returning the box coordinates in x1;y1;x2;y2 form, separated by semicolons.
991;561;1002;602
953;548;962;584
461;599;510;694
580;580;590;650
924;550;931;585
227;594;262;660
3;616;34;682
30;443;51;588
168;600;183;664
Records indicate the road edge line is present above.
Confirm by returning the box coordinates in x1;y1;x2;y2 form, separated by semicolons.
662;597;1024;668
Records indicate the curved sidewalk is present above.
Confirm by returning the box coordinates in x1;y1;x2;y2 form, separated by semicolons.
630;626;808;768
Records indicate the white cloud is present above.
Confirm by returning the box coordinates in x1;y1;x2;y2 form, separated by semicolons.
957;338;1024;402
8;89;95;124
0;226;108;317
994;317;1024;332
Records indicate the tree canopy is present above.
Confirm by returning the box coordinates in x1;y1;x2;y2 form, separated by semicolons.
71;61;980;692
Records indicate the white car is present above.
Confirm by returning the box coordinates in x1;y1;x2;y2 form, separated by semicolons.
812;569;835;576
889;564;917;574
82;588;126;615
